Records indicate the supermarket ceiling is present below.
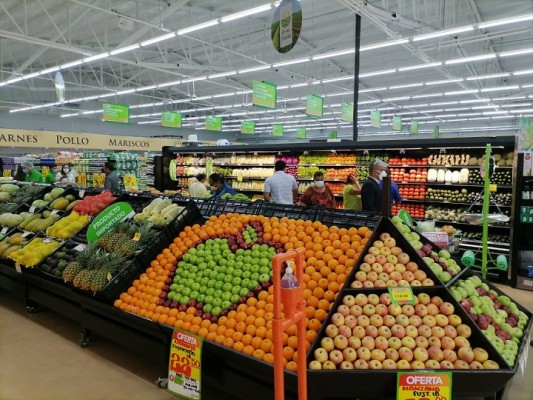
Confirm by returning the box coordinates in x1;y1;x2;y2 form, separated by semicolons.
0;0;532;139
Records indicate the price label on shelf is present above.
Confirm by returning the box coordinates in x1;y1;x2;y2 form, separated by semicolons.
388;287;415;305
489;184;497;192
168;329;203;400
1;227;8;235
74;244;86;252
237;176;243;182
15;263;22;274
79;190;85;198
51;210;60;215
29;206;36;213
397;371;452;400
21;231;31;238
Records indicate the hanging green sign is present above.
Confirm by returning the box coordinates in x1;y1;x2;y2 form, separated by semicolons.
241;121;255;135
86;202;135;244
272;124;284;137
410;120;419;134
103;103;129;124
328;131;338;139
271;0;303;54
392;116;402;132
434;126;440;138
205;116;222;131
306;95;323;118
161;111;182;128
371;111;381;128
252;81;277;109
296;127;306;139
341;103;354;122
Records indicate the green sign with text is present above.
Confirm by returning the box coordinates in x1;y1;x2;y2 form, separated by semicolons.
241;121;255;134
341;103;354;122
434;126;440;138
205;116;222;131
306;94;324;118
272;124;284;137
410;120;419;134
253;80;277;109
161;112;182;128
392;116;402;132
371;111;381;128
103;103;129;124
296;127;306;139
328;131;337;139
87;202;135;244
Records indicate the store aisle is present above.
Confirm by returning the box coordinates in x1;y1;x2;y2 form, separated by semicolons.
0;286;532;400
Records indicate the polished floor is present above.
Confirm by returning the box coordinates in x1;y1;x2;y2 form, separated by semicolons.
0;284;532;400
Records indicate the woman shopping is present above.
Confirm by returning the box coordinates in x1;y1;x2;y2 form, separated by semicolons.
299;171;336;208
343;173;362;210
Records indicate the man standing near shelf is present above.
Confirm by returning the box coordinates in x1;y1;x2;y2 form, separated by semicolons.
21;161;44;183
379;167;402;204
102;162;120;192
361;159;388;212
263;160;298;204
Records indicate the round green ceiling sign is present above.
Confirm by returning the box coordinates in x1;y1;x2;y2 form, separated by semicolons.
272;0;303;54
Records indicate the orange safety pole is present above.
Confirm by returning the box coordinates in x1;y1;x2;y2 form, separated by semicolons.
272;248;307;400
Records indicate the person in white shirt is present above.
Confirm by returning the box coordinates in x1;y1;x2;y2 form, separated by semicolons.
188;173;209;197
263;160;298;205
56;164;78;184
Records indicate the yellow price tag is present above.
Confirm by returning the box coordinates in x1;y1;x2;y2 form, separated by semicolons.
237;176;243;182
133;232;141;242
489;184;497;192
397;372;452;400
388;287;415;305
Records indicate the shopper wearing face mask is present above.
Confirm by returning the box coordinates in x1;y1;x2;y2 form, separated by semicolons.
21;161;44;183
188;173;209;197
209;173;236;197
57;164;77;184
44;165;58;184
343;173;362;210
361;160;388;212
299;171;336;208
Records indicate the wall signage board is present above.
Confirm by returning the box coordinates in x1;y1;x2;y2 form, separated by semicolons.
205;116;222;131
86;202;135;244
392;116;402;132
271;0;303;54
161;112;182;128
371;111;381;128
341;103;354;122
410;121;419;134
0;128;180;151
241;121;256;135
103;103;129;124
272;124;284;137
306;95;324;118
296;127;306;139
252;81;277;109
519;117;533;152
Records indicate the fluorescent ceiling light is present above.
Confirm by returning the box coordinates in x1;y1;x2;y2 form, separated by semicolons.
445;89;479;95
322;76;353;83
426;78;464;85
478;14;533;29
83;53;110;62
398;62;442;72
499;48;533;58
460;99;491;103
290;83;309;88
499;103;532;107
273;58;310;67
361;39;409;51
359;69;396;78
430;101;458;106
510;108;533;113
483;111;509;115
466;73;510;80
6;77;24;84
23;72;41;79
178;20;219;35
382;96;410;102
140;33;177;47
98;93;116;98
480;85;519;92
221;4;273;22
411;93;443;99
208;71;238;79
61;60;84;69
389;83;424;90
514;69;533;76
116;88;137;95
360;87;387;93
238;65;270;74
110;44;140;55
312;48;355;60
40;66;61;75
446;54;496;64
413;26;474;42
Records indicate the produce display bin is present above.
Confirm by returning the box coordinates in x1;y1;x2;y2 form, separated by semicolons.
201;197;263;217
315;206;381;230
260;202;319;221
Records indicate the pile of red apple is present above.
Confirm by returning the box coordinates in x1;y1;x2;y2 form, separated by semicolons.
350;233;435;289
308;292;501;370
398;185;426;200
389;168;428;183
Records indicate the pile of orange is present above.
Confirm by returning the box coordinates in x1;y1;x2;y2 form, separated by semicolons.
114;213;372;370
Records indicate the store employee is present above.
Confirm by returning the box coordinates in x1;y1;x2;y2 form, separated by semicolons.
21;161;44;183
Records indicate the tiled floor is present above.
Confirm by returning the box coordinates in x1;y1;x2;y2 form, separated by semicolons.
0;285;531;400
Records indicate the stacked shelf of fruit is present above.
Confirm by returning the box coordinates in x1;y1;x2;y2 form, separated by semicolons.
390;168;427;183
0;184;47;205
426;188;469;203
45;211;91;240
0;232;34;259
392;203;425;219
325;167;356;180
326;153;356;165
72;190;117;216
398;185;426;201
9;237;62;267
115;214;372;370
450;273;531;366
275;156;299;177
389;157;429;166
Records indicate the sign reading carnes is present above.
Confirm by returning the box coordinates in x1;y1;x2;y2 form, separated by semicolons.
0;128;181;151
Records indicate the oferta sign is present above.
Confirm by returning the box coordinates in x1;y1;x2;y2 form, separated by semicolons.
241;121;255;135
161;111;182;128
341;103;353;122
86;202;135;244
205;116;222;131
272;124;284;137
103;103;129;124
252;81;277;109
306;94;323;118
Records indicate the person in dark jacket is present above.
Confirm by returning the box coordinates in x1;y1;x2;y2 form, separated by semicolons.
361;160;388;212
209;173;236;197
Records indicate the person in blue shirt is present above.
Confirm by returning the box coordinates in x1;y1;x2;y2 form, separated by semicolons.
209;173;236;197
379;168;402;204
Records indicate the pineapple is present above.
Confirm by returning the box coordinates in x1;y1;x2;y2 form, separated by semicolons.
78;250;104;291
97;222;132;251
90;253;126;292
62;244;95;283
116;223;157;257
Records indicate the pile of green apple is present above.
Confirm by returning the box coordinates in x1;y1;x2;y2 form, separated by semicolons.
391;217;461;283
450;275;529;366
308;292;500;370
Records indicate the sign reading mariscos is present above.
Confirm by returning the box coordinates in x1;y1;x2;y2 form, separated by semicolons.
252;80;277;109
86;202;135;244
397;372;452;400
103;103;129;124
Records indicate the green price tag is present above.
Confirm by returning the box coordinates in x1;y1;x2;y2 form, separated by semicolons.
161;111;182;128
306;94;324;118
328;131;337;139
252;80;277;109
388;287;415;305
103;103;129;124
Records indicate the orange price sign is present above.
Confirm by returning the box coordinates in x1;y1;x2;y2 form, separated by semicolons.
388;286;416;305
397;372;452;400
168;329;203;399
